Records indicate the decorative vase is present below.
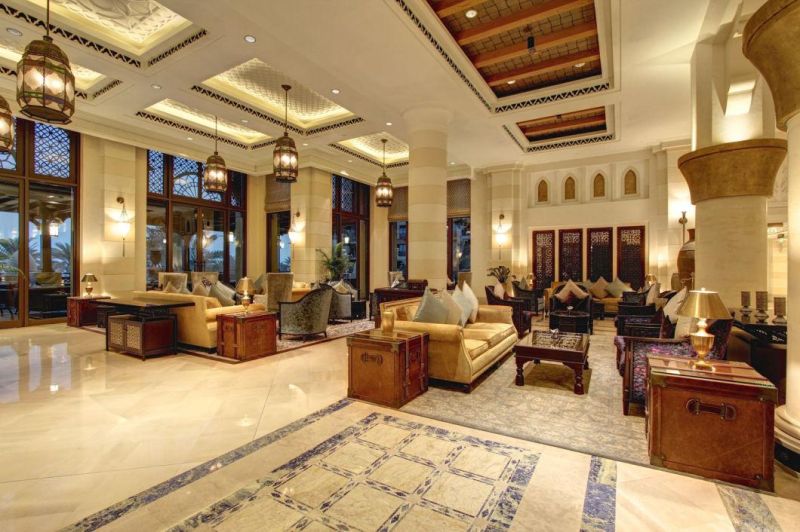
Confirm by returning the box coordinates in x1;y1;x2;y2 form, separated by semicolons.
755;291;769;322
677;228;695;289
501;279;515;298
740;291;752;319
774;297;787;325
381;310;395;334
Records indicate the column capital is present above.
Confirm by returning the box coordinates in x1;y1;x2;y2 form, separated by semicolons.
743;0;800;130
403;106;452;133
677;138;787;203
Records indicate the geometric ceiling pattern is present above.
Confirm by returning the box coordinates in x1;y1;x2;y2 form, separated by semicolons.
516;105;606;142
336;132;409;164
23;0;192;55
428;0;601;98
0;37;105;91
202;58;354;129
144;99;271;145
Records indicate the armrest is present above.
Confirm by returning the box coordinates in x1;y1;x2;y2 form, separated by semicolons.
394;320;462;342
476;305;513;324
205;304;265;321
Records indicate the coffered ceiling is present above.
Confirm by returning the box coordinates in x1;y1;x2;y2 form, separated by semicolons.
0;0;714;179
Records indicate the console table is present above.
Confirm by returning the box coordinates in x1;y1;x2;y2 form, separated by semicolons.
67;296;110;327
101;298;194;359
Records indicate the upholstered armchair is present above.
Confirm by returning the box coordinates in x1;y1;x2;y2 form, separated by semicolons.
619;319;733;415
279;284;334;339
328;281;359;321
512;280;540;315
254;272;294;313
485;286;531;337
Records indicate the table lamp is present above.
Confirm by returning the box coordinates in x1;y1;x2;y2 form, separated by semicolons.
81;273;98;297
235;277;253;314
676;287;731;369
645;274;658;287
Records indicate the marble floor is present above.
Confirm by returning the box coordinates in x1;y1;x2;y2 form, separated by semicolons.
0;324;798;531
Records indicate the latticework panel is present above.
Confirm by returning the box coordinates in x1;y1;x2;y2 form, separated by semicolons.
564;177;575;200
593;174;605;198
33;123;71;179
624;170;638;195
173;157;201;198
340;178;354;212
447;179;471;216
388;186;408;221
558;229;583;281
587;227;612;282
148;150;165;195
617;226;645;289
533;230;555;289
265;174;290;213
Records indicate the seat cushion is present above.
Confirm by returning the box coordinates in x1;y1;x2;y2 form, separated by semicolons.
463;322;515;347
463;339;489;360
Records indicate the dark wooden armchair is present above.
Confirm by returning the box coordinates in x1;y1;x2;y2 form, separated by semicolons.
512;280;540;315
485;286;531;337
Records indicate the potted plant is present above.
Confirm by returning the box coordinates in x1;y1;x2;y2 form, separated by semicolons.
317;242;353;282
487;265;514;296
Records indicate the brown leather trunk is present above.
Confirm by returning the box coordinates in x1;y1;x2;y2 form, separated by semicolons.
217;311;277;361
646;355;777;490
347;330;428;408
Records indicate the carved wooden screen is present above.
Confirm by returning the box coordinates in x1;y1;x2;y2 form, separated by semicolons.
558;229;583;281
617;225;646;289
532;230;555;290
586;227;613;282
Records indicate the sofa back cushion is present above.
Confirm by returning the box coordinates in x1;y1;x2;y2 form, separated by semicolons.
555;280;589;302
413;289;449;324
452;286;474;326
662;287;688;323
589;276;609;298
606;277;631;298
461;282;480;323
439;290;464;326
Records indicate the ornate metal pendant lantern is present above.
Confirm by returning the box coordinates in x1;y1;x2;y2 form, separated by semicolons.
203;116;227;193
0;95;14;152
16;0;75;124
273;84;298;183
375;138;393;207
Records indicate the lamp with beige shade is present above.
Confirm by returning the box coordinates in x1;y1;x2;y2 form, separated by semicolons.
677;288;731;369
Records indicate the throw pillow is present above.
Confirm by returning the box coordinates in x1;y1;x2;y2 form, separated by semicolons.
493;283;506;300
192;281;210;296
253;273;267;295
413;288;449;324
163;281;178;293
452;286;474;326
606;277;629;298
589;276;609;299
439;290;464;326
555;279;588;303
662;287;688;324
674;315;698;338
645;282;660;306
332;280;351;294
461;282;480;323
209;282;236;307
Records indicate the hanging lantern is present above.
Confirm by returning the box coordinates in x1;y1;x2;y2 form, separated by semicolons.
375;138;393;207
0;95;14;152
273;84;298;183
204;116;227;193
16;0;75;124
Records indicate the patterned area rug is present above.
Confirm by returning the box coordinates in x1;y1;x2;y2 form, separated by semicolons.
402;331;649;465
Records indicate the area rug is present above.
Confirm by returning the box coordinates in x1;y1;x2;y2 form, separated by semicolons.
402;331;649;466
62;399;794;532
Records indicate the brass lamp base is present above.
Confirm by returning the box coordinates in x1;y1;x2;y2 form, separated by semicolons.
242;295;251;315
85;285;93;298
689;318;715;370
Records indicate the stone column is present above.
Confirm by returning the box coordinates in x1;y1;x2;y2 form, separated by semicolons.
290;167;332;284
677;139;786;307
743;0;800;471
403;106;451;290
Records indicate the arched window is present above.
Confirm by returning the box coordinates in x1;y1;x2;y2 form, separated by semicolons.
564;176;576;200
537;180;549;202
624;169;638;195
593;173;605;198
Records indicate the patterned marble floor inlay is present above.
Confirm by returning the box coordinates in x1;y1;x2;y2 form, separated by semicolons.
170;413;540;531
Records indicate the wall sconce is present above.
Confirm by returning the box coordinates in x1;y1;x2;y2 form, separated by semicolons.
495;213;510;261
678;210;688;244
227;231;235;243
116;197;131;257
287;210;301;244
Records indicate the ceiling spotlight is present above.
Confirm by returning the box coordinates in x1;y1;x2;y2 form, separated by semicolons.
574;62;586;68
507;80;516;85
241;118;248;123
465;9;478;19
331;88;340;95
244;35;256;43
186;136;193;141
151;83;162;90
302;142;309;146
385;121;393;126
6;27;22;37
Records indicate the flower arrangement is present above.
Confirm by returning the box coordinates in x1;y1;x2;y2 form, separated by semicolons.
487;265;511;283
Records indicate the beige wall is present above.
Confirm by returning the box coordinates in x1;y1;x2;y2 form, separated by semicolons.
370;188;389;292
246;174;267;277
290;167;332;283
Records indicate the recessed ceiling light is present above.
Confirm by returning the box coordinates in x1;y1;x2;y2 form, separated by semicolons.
302;142;309;146
574;62;586;68
244;35;256;43
151;83;162;90
186;136;193;141
385;121;392;126
331;88;340;95
507;80;516;85
465;9;478;18
6;27;22;37
241;119;248;123
348;159;353;163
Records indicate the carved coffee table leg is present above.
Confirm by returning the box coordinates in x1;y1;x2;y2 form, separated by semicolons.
584;358;590;369
567;363;585;395
515;356;526;386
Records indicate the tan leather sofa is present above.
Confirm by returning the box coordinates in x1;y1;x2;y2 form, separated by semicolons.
380;297;517;388
131;291;264;350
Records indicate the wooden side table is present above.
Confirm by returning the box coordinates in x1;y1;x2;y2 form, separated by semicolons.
67;296;110;327
347;329;428;408
646;355;777;490
216;311;277;361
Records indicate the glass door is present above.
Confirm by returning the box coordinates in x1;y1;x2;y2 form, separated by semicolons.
0;180;21;328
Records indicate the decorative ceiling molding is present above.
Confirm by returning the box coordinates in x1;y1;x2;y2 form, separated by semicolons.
0;64;121;100
190;84;365;137
337;132;409;164
146;29;206;67
135;111;277;151
494;81;610;113
328;143;409;168
145;99;271;144
503;123;614;153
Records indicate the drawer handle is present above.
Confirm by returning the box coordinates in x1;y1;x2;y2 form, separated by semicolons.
685;398;736;421
361;352;383;365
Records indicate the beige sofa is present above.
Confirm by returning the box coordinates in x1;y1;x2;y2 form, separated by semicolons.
380;297;517;388
131;291;264;350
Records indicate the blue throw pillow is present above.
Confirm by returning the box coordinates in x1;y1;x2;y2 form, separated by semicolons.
413;288;449;324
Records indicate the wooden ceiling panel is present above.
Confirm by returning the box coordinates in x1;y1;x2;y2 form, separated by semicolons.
517;106;606;142
428;0;602;98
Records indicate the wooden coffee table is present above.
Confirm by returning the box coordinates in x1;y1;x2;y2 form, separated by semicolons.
514;330;590;394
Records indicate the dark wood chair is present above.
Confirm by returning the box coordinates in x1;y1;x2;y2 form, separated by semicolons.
512;280;540;315
485;286;531;337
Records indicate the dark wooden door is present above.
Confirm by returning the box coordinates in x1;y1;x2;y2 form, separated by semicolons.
532;230;556;290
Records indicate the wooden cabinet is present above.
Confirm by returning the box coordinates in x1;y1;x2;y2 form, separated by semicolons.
347;330;428;408
67;296;110;327
646;355;777;490
216;311;277;361
106;314;177;360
